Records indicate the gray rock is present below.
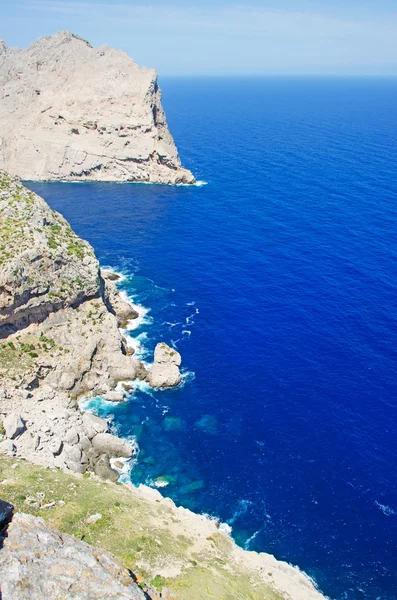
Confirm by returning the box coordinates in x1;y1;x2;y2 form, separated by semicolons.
148;343;182;389
0;440;16;456
86;447;101;465
65;460;87;474
79;435;91;452
154;342;182;366
48;437;63;456
0;512;147;599
94;454;120;482
64;427;79;446
105;390;126;402
92;433;134;458
86;513;102;525
3;413;26;440
63;444;82;463
148;363;182;389
102;274;139;327
0;32;194;186
82;412;109;439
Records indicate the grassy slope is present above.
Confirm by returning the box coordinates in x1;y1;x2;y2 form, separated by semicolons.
0;455;283;600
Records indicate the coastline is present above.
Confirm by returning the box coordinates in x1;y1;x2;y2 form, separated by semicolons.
77;265;328;600
0;175;327;599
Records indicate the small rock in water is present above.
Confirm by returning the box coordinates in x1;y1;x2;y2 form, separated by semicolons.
105;390;126;402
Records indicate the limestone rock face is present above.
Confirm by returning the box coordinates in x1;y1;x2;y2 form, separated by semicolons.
0;512;148;599
148;342;182;388
0;173;142;397
0;31;195;185
0;172;99;333
102;270;139;327
92;432;135;458
3;412;26;439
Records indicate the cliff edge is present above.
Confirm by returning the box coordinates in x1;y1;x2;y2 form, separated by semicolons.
0;31;195;184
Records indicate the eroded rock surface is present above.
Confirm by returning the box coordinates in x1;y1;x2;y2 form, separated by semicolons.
0;172;142;398
0;174;139;478
0;31;195;185
0;511;148;599
148;342;182;388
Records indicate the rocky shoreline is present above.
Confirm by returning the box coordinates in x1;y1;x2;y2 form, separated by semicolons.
0;172;182;481
0;173;326;600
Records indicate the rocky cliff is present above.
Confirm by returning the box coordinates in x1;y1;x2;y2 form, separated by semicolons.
0;31;195;184
0;173;180;479
0;504;149;599
0;171;141;398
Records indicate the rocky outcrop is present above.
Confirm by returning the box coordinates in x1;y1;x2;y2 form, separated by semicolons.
0;172;142;398
0;173;143;478
0;31;195;185
102;269;139;327
148;342;182;388
0;510;148;599
0;385;135;478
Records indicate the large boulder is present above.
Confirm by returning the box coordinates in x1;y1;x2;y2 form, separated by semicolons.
148;364;182;389
153;343;181;366
3;413;26;440
82;412;109;439
105;390;126;402
94;454;119;482
148;343;182;389
0;512;148;599
91;433;134;458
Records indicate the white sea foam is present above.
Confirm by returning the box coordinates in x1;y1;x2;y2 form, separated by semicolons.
375;501;396;516
175;180;208;187
218;522;233;536
180;370;196;387
100;265;127;282
244;529;261;549
110;456;134;484
227;499;251;525
79;395;119;412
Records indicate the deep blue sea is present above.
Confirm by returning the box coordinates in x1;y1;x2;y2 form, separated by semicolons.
29;77;397;600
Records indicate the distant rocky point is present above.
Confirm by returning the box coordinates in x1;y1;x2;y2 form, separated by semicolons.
0;31;195;184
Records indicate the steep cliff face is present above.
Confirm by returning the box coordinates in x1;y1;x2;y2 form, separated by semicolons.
0;31;195;184
0;172;140;397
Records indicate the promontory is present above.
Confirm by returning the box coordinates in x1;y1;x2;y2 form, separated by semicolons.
0;173;327;600
0;31;195;184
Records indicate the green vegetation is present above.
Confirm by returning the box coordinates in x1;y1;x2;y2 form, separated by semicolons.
0;334;60;380
71;33;93;47
0;455;284;600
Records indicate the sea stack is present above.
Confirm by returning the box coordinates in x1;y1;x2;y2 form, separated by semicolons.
0;31;195;184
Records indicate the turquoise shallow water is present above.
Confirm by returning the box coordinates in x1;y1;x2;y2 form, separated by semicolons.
30;77;397;600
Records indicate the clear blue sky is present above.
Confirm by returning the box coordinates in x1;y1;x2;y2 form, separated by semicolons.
1;0;397;75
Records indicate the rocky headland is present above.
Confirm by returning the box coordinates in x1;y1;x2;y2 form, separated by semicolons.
0;173;326;599
0;171;181;480
0;31;195;184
